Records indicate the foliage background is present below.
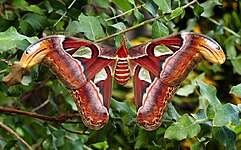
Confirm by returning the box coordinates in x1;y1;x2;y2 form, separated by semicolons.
0;0;240;149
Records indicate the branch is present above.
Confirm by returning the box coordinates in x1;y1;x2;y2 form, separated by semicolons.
0;122;33;150
181;0;197;9
57;122;89;134
94;16;162;43
0;106;89;134
0;106;63;122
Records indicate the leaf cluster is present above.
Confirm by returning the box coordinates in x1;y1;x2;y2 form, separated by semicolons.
0;0;240;149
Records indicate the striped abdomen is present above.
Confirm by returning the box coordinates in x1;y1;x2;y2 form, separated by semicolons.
115;58;130;85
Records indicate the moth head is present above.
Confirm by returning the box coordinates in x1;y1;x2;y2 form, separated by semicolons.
20;36;64;69
185;32;226;64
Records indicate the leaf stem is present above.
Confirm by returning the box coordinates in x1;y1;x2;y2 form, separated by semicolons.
105;5;141;21
31;96;50;112
194;117;209;124
0;122;33;150
207;17;241;38
53;0;77;27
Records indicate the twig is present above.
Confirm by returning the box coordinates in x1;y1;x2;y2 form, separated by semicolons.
7;49;20;60
0;106;89;134
181;0;197;9
95;0;198;43
31;96;50;112
0;106;80;122
0;106;62;122
0;106;88;134
94;16;162;43
105;5;142;21
57;122;88;134
0;69;6;74
194;117;209;124
207;17;241;38
53;0;77;27
0;122;33;150
21;78;51;102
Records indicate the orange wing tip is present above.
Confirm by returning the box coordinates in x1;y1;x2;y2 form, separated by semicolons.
19;53;28;68
182;32;226;64
19;51;49;69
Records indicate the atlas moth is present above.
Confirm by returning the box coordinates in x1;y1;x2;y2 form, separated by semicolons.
20;32;225;131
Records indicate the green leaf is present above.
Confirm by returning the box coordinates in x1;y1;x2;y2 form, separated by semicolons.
88;125;115;144
93;0;109;8
111;22;126;31
197;80;222;111
170;7;185;20
225;36;237;58
213;103;240;126
212;0;222;5
92;141;109;150
0;19;12;31
112;0;132;12
13;0;29;11
176;84;196;97
68;139;84;150
231;57;241;75
200;1;216;17
164;114;201;140
151;21;169;39
230;83;241;97
142;0;158;17
153;0;171;13
21;75;32;86
28;5;44;15
111;99;136;117
65;21;83;36
185;18;197;31
48;0;66;10
224;36;241;74
215;20;224;34
8;85;22;97
78;14;106;40
42;135;58;150
212;126;237;150
53;130;65;147
192;109;207;120
133;8;144;24
164;103;180;122
193;3;204;17
4;140;18;150
20;13;50;36
134;130;156;149
191;141;202;150
206;104;216;119
0;27;36;52
177;73;205;96
111;98;136;125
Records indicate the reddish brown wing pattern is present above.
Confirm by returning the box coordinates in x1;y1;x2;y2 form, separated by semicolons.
20;35;116;130
128;32;225;130
20;32;225;131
